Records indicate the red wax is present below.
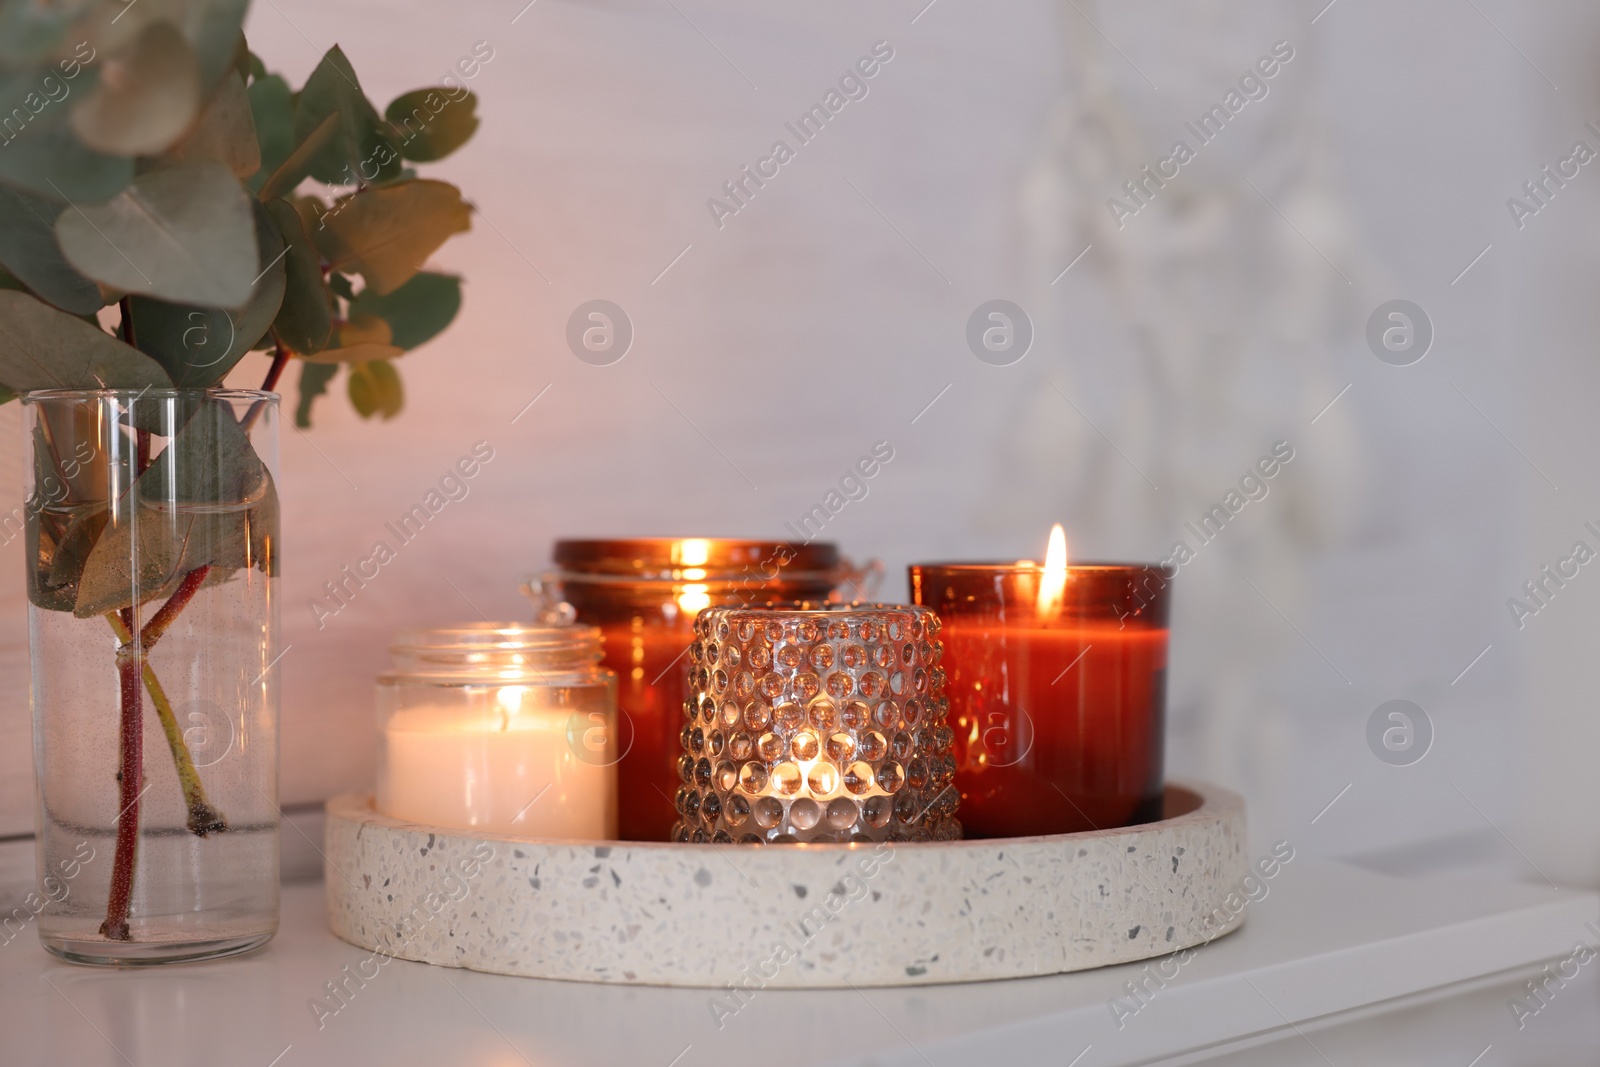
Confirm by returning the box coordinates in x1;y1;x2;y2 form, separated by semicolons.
596;617;694;842
941;623;1165;836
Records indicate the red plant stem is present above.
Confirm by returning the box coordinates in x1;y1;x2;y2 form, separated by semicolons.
136;429;150;475
260;343;289;394
241;343;289;434
100;641;144;941
118;297;136;347
141;566;210;649
98;567;211;940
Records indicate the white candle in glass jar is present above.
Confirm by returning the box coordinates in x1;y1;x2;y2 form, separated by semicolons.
378;685;616;838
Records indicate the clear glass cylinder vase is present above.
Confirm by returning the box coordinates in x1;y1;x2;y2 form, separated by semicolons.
23;388;281;964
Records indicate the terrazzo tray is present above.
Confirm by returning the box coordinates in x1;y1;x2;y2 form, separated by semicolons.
323;781;1247;988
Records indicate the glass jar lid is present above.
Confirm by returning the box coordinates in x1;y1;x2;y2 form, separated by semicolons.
552;538;840;583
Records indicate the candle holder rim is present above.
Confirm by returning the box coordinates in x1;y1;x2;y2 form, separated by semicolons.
553;537;841;578
700;599;931;617
909;560;1173;574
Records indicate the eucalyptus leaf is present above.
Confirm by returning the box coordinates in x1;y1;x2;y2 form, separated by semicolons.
73;502;245;617
139;397;268;507
26;509;76;613
169;69;260;178
247;72;294;193
56;160;258;308
264;198;332;354
289;193;323;238
299;341;403;364
75;395;272;615
0;75;133;202
347;359;402;419
46;506;108;592
232;33;251;82
295;360;337;428
129;200;286;386
349;272;460;350
188;0;251;91
96;0;251;90
257;110;337;201
249;469;279;575
385;89;479;163
69;22;201;156
0;3;74;66
0;290;171;392
0;184;103;314
293;45;401;186
339;314;390;347
315;179;470;296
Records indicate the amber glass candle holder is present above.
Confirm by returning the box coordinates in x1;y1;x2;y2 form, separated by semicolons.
673;603;960;844
551;539;860;841
908;562;1171;837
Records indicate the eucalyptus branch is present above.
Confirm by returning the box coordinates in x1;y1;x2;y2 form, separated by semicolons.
260;342;289;393
98;565;220;939
105;612;227;837
118;296;135;347
141;566;211;648
240;343;289;434
100;641;143;941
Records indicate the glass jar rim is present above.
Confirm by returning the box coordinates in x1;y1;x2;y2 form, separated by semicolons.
909;560;1170;573
21;387;279;403
701;600;928;618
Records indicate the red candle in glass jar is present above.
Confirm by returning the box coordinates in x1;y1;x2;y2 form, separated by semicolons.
909;527;1171;837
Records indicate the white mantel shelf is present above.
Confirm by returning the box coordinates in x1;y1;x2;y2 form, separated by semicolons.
0;859;1595;1067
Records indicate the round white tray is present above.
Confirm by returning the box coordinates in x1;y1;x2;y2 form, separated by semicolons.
323;782;1246;988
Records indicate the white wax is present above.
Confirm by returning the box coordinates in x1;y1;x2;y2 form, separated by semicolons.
379;695;616;839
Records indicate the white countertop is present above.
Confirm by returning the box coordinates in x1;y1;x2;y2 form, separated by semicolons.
2;859;1596;1067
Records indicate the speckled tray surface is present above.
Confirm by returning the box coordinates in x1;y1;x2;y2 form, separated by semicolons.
323;782;1247;988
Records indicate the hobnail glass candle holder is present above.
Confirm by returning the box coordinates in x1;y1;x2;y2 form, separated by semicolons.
672;603;961;844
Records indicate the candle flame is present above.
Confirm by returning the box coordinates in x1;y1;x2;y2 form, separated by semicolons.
1036;524;1068;616
677;583;711;615
495;686;526;730
678;538;711;567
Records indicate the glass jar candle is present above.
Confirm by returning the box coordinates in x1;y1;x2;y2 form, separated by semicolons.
551;539;857;841
675;603;961;844
909;559;1171;837
376;622;617;838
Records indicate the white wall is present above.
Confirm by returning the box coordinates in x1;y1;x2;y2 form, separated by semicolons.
3;0;1591;882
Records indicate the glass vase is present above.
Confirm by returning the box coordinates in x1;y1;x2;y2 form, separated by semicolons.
23;388;281;964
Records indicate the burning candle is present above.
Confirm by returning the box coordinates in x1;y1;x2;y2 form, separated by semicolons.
376;623;618;838
675;603;961;844
909;528;1171;837
551;539;855;841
